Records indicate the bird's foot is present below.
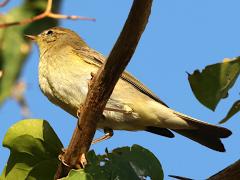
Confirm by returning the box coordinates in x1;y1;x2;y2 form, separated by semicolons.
58;148;88;168
58;148;70;167
77;153;87;168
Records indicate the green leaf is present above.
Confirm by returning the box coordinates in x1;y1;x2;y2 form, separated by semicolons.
85;145;163;180
1;119;63;180
107;145;163;180
26;159;59;180
5;152;39;180
59;169;93;180
7;135;47;158
83;151;111;180
61;145;163;180
1;120;162;179
219;100;240;124
3;119;63;153
0;0;61;106
188;57;240;111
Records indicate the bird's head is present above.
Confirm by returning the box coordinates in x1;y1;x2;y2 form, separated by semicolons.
26;27;87;55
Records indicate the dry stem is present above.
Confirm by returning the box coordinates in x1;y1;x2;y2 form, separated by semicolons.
0;0;9;7
0;0;95;28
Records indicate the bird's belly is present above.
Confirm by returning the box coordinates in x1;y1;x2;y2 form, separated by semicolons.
39;57;190;131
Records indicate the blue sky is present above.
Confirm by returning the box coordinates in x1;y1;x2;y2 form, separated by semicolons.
1;1;240;179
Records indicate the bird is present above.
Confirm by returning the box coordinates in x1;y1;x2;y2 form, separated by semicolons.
27;27;231;152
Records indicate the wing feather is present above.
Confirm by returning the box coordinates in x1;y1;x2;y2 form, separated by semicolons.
73;47;168;107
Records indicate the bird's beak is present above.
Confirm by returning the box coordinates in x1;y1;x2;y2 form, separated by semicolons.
25;35;37;41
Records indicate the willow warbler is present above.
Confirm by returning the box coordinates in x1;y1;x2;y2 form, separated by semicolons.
28;27;231;152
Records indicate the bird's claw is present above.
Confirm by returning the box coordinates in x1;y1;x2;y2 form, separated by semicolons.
58;148;70;167
75;153;87;169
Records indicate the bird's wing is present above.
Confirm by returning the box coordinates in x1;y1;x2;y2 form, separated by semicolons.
73;47;168;107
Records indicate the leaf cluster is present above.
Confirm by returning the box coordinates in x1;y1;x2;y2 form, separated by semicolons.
0;120;163;180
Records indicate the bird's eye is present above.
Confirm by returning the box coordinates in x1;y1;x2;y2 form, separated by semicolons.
46;30;53;35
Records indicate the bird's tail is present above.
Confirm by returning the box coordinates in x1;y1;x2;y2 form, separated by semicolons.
173;112;231;152
146;111;232;152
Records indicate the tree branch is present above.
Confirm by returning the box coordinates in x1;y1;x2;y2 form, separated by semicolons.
169;159;240;180
0;0;9;7
208;159;240;180
0;0;95;28
54;0;153;178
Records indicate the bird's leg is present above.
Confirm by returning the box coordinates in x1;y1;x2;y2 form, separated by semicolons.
92;128;114;144
77;105;114;144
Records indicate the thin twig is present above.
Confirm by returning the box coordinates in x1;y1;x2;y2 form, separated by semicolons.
0;0;95;28
54;0;153;178
47;13;95;21
46;0;52;13
0;0;9;7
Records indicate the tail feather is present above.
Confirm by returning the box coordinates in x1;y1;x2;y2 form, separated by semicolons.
173;112;232;152
146;127;175;138
173;129;226;152
146;112;232;152
174;112;232;138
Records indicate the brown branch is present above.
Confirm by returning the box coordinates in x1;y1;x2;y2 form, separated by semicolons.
0;0;95;28
169;159;240;180
208;159;240;180
0;70;2;78
54;0;153;178
0;0;9;7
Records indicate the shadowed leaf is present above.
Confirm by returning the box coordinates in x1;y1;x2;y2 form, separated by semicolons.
219;100;240;124
1;120;162;179
59;169;93;180
85;144;163;180
0;0;61;106
188;57;240;111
